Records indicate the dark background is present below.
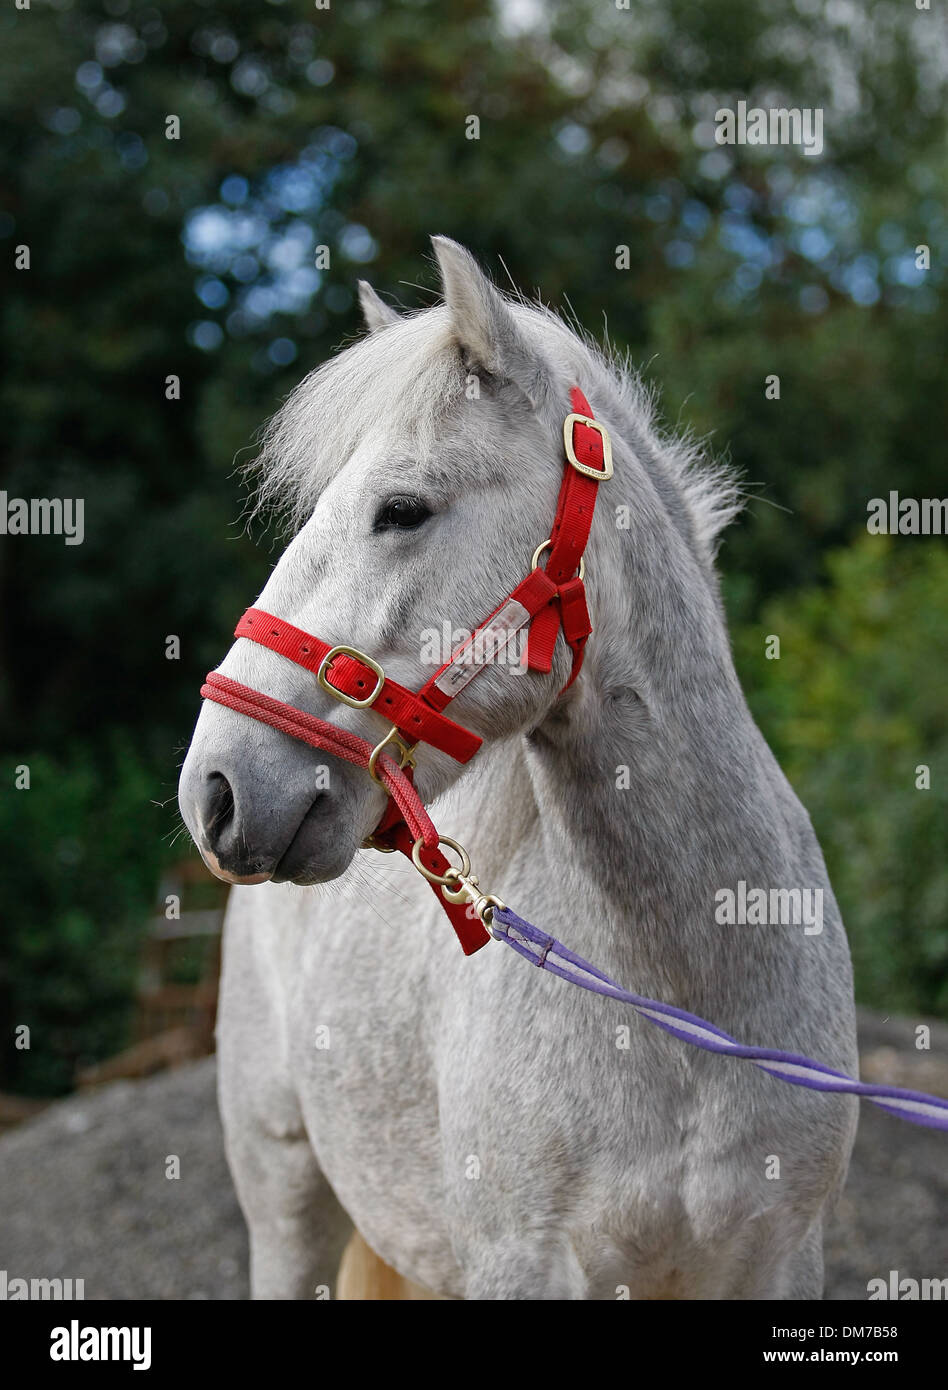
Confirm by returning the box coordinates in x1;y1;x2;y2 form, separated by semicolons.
2;0;946;1094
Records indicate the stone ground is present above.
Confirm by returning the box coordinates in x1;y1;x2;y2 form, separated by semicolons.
0;1009;944;1300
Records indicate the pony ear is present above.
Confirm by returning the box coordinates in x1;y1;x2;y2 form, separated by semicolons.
358;280;401;333
431;236;551;407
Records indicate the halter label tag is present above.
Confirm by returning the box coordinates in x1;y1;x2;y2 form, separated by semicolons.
433;598;531;698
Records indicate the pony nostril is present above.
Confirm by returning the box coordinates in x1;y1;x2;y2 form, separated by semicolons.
205;771;235;844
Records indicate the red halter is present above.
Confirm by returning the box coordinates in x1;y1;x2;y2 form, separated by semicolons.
201;387;612;954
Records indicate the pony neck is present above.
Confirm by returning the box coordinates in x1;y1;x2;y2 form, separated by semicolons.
518;505;784;962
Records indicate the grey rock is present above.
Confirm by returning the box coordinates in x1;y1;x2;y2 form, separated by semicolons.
0;1011;944;1300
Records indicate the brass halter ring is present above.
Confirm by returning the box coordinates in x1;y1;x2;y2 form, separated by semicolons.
367;726;417;786
531;538;586;582
411;834;471;884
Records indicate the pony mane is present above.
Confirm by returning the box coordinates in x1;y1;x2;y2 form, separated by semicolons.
249;291;742;564
506;298;743;564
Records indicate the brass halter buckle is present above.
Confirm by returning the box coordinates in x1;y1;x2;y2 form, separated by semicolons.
316;644;385;709
563;413;613;480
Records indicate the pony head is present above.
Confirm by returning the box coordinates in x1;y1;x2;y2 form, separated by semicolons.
178;237;737;885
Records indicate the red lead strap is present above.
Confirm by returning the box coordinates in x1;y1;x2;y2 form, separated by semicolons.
201;388;611;954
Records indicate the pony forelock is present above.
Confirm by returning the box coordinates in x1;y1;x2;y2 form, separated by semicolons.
247;291;742;563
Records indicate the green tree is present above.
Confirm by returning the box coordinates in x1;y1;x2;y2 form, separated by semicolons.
736;536;948;1015
1;0;946;1092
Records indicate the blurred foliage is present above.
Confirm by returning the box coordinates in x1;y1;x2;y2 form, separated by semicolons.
736;537;948;1017
0;0;945;1090
0;741;172;1094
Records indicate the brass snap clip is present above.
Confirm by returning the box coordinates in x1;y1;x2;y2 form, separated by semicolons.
410;835;506;929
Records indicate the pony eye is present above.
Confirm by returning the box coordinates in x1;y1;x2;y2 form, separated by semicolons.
373;496;432;532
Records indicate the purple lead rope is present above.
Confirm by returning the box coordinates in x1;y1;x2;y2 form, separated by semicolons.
490;905;948;1132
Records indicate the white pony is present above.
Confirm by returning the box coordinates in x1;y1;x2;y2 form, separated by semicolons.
179;237;858;1299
